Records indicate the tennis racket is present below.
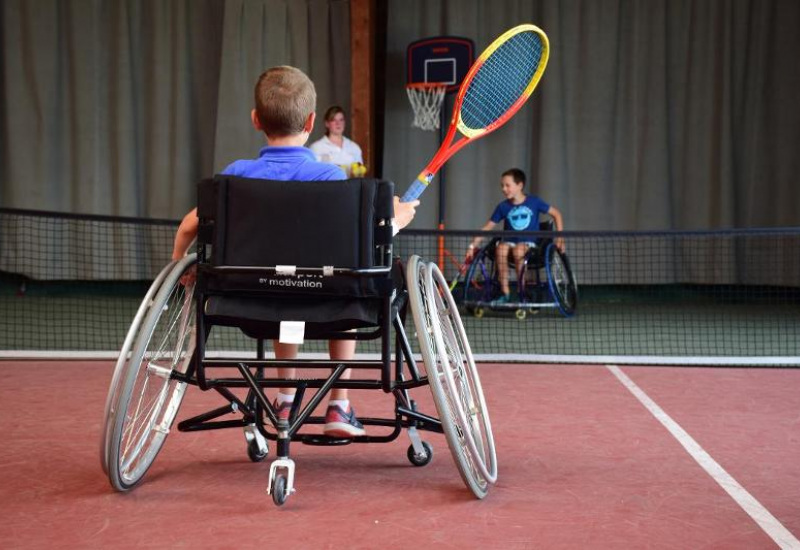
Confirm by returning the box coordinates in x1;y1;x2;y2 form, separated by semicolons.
401;24;550;202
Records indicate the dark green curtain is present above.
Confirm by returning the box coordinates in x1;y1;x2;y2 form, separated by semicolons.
0;0;350;218
383;0;800;230
3;0;799;229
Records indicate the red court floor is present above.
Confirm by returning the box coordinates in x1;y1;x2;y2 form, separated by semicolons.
1;361;798;549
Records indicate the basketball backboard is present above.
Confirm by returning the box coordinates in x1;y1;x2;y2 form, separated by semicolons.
406;36;475;93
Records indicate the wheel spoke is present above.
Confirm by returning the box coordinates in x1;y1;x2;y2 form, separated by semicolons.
121;381;169;474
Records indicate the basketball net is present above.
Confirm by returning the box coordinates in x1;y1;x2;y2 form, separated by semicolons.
406;83;447;131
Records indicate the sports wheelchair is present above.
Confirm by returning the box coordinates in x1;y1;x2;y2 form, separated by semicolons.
462;221;578;320
101;176;497;505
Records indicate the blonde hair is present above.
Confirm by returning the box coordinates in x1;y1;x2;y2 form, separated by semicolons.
253;66;316;137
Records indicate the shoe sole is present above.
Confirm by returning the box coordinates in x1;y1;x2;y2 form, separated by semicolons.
324;422;366;438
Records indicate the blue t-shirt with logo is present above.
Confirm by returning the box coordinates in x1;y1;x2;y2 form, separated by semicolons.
222;146;346;181
490;195;550;242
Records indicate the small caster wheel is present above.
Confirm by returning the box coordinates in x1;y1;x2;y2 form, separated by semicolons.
473;307;485;318
515;309;527;321
247;438;268;462
407;441;434;467
272;473;289;506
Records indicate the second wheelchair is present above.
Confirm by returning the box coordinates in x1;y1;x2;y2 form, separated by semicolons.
461;224;578;320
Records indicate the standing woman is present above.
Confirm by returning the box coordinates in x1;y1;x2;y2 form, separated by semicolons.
309;106;365;176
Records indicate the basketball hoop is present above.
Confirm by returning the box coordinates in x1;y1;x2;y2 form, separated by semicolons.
406;82;447;131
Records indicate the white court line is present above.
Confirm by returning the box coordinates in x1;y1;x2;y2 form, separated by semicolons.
607;365;800;550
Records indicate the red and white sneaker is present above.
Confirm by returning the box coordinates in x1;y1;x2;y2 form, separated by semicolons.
323;404;366;438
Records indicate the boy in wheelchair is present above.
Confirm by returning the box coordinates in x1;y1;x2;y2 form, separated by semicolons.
466;168;564;305
103;65;497;505
171;66;419;437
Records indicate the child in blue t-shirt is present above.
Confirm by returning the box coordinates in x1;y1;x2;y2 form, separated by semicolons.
171;66;419;437
467;168;564;304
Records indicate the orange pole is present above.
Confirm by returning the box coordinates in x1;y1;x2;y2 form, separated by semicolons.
438;223;445;272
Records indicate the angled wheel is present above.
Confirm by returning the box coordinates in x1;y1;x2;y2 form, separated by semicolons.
106;255;197;491
425;261;498;491
545;244;578;317
100;260;177;474
462;245;498;308
407;256;497;498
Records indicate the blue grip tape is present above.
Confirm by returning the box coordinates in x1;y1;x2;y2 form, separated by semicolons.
401;179;428;202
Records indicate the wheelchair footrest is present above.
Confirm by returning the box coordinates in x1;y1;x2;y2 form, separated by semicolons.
467;300;556;310
301;435;354;446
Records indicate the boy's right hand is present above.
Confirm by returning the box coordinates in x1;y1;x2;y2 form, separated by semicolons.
393;196;420;230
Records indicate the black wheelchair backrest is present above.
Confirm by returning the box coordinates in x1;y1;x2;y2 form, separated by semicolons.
194;175;396;339
197;175;394;269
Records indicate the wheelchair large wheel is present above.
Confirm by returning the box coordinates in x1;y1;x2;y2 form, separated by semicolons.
545;243;578;317
407;256;497;498
100;260;178;474
106;256;196;491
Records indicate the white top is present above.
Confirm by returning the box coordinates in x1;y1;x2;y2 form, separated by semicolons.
309;135;363;166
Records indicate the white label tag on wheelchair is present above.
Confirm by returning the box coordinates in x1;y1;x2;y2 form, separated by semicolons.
279;321;305;344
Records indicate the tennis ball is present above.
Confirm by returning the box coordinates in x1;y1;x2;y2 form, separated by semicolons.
351;162;367;177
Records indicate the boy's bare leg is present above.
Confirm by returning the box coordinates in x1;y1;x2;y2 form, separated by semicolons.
495;243;511;295
328;339;356;400
273;341;298;396
512;244;528;287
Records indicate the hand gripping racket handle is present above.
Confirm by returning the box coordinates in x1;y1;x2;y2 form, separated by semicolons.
401;173;433;202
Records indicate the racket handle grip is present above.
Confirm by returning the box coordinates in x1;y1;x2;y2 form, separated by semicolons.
401;179;428;202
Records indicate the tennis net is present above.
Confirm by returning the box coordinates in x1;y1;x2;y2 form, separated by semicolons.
2;208;798;365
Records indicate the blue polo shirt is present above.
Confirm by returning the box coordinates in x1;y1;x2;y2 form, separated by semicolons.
222;146;346;181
